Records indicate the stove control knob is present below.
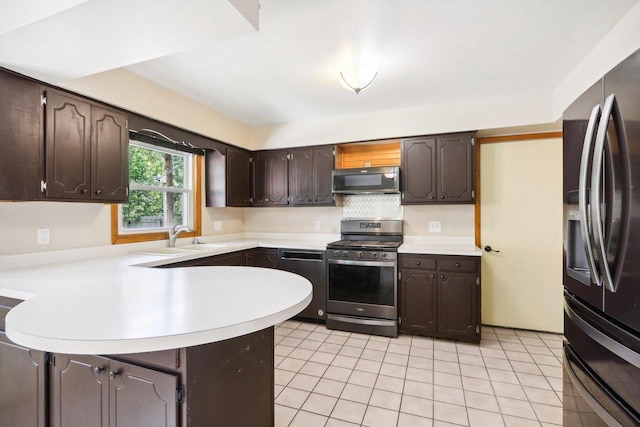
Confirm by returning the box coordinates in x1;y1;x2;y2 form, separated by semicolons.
342;251;348;257
372;252;378;258
333;250;340;256
381;253;387;259
357;251;363;258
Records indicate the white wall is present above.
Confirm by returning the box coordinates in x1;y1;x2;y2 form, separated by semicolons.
251;92;554;150
60;68;252;149
553;1;640;118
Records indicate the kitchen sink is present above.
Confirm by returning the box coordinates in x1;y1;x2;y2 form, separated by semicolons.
176;243;228;251
134;243;229;256
134;247;200;256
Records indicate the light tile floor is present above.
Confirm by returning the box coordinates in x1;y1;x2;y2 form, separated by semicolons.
274;321;564;427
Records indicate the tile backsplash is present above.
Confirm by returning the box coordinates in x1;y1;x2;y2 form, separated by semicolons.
342;194;403;219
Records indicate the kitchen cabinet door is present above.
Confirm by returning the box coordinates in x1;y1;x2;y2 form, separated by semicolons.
226;147;252;206
289;148;314;205
312;145;335;205
45;90;92;200
0;70;44;201
252;150;289;206
437;272;479;342
401;137;437;204
436;134;475;203
269;150;289;205
0;332;47;427
252;151;269;206
109;359;179;427
248;248;278;268
91;106;129;202
50;354;109;427
400;269;437;335
51;355;179;427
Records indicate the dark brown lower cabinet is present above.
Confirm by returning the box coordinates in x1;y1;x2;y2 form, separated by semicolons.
437;272;478;341
0;331;47;427
48;327;274;427
247;248;278;268
399;269;437;334
50;354;179;427
399;254;481;343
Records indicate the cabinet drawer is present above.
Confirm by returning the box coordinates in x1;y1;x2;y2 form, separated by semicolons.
439;257;477;273
400;256;437;270
114;349;181;370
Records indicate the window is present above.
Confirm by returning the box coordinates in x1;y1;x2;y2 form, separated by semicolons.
111;141;202;244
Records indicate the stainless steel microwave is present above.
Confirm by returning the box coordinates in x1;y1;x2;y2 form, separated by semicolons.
332;166;400;194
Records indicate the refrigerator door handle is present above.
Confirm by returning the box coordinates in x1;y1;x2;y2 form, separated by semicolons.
591;93;631;294
591;94;617;293
564;346;625;427
578;104;602;287
564;297;640;369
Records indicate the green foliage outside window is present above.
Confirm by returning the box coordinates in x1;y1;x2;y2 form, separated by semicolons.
122;144;188;229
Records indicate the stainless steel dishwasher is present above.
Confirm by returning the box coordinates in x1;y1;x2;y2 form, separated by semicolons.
277;249;326;321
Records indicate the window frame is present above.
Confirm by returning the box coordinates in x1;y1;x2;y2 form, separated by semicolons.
111;142;202;245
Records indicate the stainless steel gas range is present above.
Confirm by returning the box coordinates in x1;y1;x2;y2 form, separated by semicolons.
326;219;402;338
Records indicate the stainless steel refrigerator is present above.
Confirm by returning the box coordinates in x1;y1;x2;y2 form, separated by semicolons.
563;48;640;426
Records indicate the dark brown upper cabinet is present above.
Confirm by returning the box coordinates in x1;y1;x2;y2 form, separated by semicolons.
401;132;476;204
0;70;128;203
0;71;44;201
90;106;129;202
205;146;252;207
226;147;252;206
252;150;289;206
401;137;436;203
45;90;128;202
289;145;335;206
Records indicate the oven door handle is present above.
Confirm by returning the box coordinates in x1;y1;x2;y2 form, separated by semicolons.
328;259;394;268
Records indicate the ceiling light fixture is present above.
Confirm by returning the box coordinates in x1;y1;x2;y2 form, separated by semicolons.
339;71;378;94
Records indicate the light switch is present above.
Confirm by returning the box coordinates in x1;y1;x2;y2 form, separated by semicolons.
315;220;321;230
428;221;441;233
214;221;222;231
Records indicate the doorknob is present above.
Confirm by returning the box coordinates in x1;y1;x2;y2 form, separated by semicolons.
484;245;501;253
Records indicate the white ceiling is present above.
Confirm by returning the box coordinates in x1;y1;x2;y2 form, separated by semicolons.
1;0;638;126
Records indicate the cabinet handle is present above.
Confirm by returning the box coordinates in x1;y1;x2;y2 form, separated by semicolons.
440;275;445;279
82;189;88;195
93;366;104;375
430;274;435;279
271;198;275;203
416;261;421;266
96;190;102;195
455;263;460;268
440;195;445;199
428;195;434;200
109;370;120;380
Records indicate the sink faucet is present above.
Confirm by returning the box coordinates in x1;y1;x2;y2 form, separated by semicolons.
168;224;192;247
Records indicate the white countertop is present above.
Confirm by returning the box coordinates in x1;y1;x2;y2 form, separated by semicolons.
1;242;313;354
0;232;479;354
399;236;482;256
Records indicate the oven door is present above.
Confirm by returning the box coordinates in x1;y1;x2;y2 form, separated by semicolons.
327;259;397;320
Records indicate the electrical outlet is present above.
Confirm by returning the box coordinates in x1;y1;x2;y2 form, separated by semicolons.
214;221;222;231
37;228;50;245
364;162;372;167
428;221;441;233
314;220;321;231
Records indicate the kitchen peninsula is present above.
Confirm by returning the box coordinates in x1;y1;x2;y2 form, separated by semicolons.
0;247;312;427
